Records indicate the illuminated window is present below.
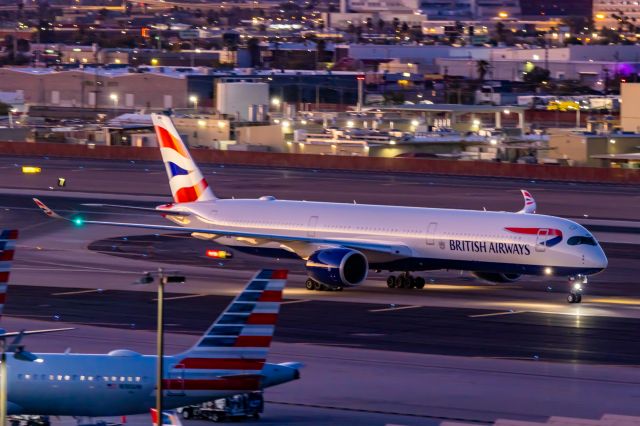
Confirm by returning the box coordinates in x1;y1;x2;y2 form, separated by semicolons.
80;375;85;381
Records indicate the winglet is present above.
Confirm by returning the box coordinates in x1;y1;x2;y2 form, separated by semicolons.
517;190;536;214
33;198;63;219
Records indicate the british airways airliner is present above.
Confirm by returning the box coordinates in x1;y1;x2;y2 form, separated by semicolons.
35;114;607;303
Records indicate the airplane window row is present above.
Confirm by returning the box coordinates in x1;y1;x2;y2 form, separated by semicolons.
18;374;148;383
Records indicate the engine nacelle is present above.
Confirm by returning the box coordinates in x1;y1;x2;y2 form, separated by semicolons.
472;272;521;283
306;248;368;288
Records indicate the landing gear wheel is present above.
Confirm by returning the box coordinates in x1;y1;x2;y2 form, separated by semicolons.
387;276;397;288
305;279;315;290
181;409;192;420
336;286;344;291
567;293;582;304
210;413;223;422
397;275;408;289
313;281;323;291
414;277;426;289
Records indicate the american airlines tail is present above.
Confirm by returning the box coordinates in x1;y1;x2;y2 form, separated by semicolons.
0;229;17;319
151;113;216;203
170;269;288;393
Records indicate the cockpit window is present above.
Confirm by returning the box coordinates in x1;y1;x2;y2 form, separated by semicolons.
567;236;597;246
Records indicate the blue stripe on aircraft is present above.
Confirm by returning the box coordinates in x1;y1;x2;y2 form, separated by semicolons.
168;162;190;177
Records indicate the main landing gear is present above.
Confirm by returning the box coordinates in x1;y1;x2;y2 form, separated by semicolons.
567;274;587;304
304;278;343;292
386;272;425;290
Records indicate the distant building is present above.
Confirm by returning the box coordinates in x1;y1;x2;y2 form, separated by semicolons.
593;0;640;29
420;0;521;19
520;0;592;17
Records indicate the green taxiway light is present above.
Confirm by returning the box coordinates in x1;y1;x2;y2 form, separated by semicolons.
73;218;84;226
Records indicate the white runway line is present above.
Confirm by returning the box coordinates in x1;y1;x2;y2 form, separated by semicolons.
154;294;208;301
369;305;422;313
468;311;523;318
52;289;105;296
281;299;311;305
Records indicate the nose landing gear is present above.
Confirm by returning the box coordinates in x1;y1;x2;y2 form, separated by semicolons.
567;275;587;303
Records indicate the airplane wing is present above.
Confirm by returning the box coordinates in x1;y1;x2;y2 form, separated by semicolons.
81;203;191;216
33;198;412;258
0;327;75;338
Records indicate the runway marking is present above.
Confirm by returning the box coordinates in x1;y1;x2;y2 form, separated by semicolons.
281;299;311;305
52;289;105;296
155;294;208;301
369;305;422;313
468;311;523;318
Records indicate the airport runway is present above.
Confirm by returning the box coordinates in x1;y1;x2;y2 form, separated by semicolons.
1;156;640;423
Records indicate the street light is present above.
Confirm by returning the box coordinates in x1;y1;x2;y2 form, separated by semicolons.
189;95;199;113
136;269;186;420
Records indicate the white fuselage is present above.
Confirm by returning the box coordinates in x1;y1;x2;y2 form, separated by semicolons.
167;198;607;277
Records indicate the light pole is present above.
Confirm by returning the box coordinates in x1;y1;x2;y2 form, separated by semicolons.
189;95;199;113
0;334;41;425
137;269;185;420
356;74;365;112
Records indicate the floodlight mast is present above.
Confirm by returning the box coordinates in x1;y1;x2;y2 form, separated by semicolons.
136;268;185;420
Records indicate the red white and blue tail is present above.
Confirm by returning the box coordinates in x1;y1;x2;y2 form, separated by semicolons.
169;269;287;393
0;230;18;319
517;189;537;214
152;113;216;203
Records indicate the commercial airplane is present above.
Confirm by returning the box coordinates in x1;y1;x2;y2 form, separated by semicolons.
34;113;607;303
1;234;300;416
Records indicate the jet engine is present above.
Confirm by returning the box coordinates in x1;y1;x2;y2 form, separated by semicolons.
306;248;368;288
472;272;521;283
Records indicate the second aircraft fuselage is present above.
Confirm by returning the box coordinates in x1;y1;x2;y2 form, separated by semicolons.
166;198;608;277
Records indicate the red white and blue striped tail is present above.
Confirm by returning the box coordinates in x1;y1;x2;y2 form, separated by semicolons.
151;113;216;204
150;409;183;426
169;269;287;393
517;189;537;214
0;230;18;319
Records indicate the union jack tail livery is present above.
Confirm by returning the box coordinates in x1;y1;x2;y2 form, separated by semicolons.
0;230;18;319
152;113;216;203
169;269;287;394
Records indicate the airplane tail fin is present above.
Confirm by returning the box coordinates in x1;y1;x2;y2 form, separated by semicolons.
171;269;287;392
151;113;216;203
0;230;18;319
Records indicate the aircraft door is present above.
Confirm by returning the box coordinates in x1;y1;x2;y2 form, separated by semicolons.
166;364;185;397
426;222;438;246
307;216;319;237
535;228;549;252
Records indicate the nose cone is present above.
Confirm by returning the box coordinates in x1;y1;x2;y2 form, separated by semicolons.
588;245;608;272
